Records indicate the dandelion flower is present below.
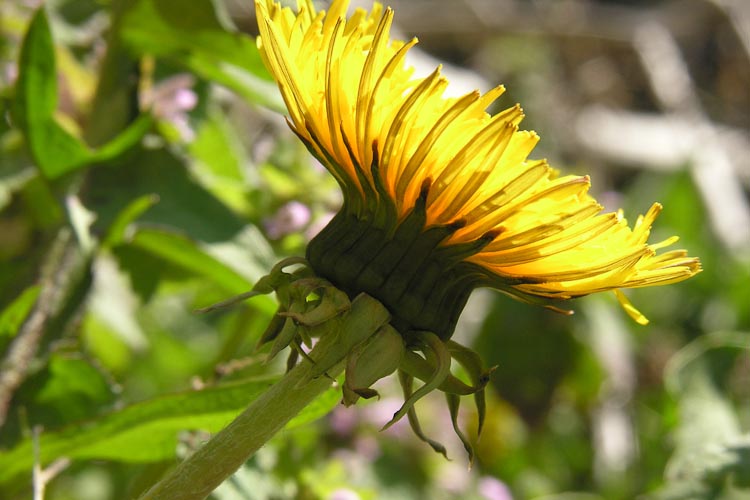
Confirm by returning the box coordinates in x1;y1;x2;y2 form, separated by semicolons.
254;0;701;456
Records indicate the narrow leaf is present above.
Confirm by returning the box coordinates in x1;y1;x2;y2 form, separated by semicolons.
0;285;41;342
104;193;160;248
0;375;341;487
128;228;252;295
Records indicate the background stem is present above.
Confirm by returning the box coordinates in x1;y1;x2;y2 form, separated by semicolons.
0;230;91;429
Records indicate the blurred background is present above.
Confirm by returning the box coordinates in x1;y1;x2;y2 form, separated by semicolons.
0;0;748;499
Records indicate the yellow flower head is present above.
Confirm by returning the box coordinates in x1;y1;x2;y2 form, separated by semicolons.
254;0;702;459
255;0;700;334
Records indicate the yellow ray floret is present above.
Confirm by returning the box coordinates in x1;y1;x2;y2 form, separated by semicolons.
255;0;701;325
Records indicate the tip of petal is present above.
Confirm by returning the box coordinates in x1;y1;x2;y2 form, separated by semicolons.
544;305;575;316
614;289;649;325
650;235;680;251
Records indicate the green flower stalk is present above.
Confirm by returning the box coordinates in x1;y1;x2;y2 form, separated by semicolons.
141;261;391;500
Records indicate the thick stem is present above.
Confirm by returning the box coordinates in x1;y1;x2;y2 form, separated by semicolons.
139;294;390;500
141;357;341;500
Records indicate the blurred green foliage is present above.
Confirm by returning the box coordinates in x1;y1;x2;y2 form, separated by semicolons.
0;1;748;499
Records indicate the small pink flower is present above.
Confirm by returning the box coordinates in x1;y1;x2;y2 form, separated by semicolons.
478;476;514;500
264;201;311;239
329;488;360;500
141;74;198;142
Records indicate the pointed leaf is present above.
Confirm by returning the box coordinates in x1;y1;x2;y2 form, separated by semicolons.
128;227;252;295
0;374;341;488
14;9;91;178
14;9;152;179
0;285;40;344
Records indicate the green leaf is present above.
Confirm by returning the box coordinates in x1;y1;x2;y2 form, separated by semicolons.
103;193;160;248
120;0;283;110
655;331;750;499
188;107;252;213
94;113;155;163
128;227;252;295
14;9;152;179
29;354;115;427
191;107;245;182
14;9;91;178
0;285;40;343
0;375;341;487
87;147;247;243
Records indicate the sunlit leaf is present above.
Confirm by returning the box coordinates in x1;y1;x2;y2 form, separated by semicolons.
191;107;245;181
120;0;283;110
0;375;341;487
128;227;252;295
